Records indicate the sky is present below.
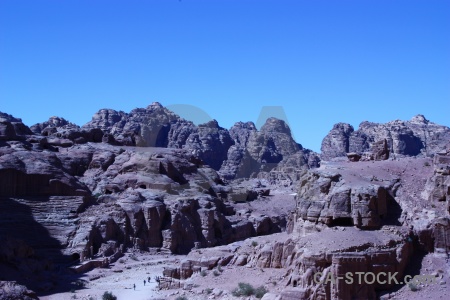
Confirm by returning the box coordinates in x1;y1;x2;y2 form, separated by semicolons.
1;0;449;152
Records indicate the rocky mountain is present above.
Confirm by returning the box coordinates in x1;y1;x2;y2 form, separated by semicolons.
25;103;318;177
30;116;79;134
2;105;450;300
219;118;313;179
0;106;310;297
321;115;450;160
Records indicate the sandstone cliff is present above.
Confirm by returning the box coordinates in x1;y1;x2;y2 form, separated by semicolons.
321;115;450;160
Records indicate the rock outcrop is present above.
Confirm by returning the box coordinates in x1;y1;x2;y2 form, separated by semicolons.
295;168;400;229
423;144;450;203
30;116;104;145
0;112;33;141
281;228;412;300
82;102;183;147
165;227;412;300
26;104;318;177
0;149;90;197
260;150;320;187
0;281;38;300
184;120;234;170
30;116;79;134
321;115;450;160
220;118;317;179
320;123;354;160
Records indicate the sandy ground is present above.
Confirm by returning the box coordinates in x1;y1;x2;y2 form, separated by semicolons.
378;253;450;300
40;253;180;300
40;235;290;300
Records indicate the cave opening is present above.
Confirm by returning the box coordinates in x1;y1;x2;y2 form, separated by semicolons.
329;217;354;227
71;253;80;261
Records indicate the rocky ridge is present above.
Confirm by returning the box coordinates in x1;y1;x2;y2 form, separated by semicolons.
321;115;450;161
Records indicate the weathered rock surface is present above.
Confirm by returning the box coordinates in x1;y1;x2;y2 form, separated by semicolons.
30;116;104;145
0;281;38;300
320;123;354;160
295;168;399;229
27;104;318;177
281;227;412;300
371;139;390;160
82;102;183;147
2;107;450;300
30;116;78;134
184;120;234;170
166;227;412;300
423;143;450;203
220;118;318;180
0;112;33;141
321;115;450;160
260;150;321;187
0;148;91;197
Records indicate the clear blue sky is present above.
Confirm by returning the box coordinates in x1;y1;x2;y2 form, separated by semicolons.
1;0;449;152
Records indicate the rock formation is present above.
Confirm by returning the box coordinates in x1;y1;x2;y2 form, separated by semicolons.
320;123;354;160
423;142;450;204
30;116;104;145
295;162;403;229
184;120;234;170
1;106;450;300
321;115;450;160
0;112;32;141
220;118;318;180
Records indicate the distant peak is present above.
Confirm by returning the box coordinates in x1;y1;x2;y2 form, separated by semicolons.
260;117;291;134
232;121;256;130
332;123;354;131
199;119;220;128
0;111;22;122
411;114;429;124
147;102;163;109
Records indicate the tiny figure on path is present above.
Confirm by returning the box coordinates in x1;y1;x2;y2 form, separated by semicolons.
133;283;135;290
144;279;146;286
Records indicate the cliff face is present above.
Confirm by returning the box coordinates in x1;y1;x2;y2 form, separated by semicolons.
321;115;450;160
220;118;318;180
423;142;450;203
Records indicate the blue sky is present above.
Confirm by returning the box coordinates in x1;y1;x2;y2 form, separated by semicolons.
1;0;449;152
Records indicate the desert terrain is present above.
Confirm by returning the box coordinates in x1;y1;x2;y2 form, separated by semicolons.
1;104;449;300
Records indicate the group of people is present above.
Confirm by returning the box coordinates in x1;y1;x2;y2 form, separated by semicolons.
133;276;156;290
